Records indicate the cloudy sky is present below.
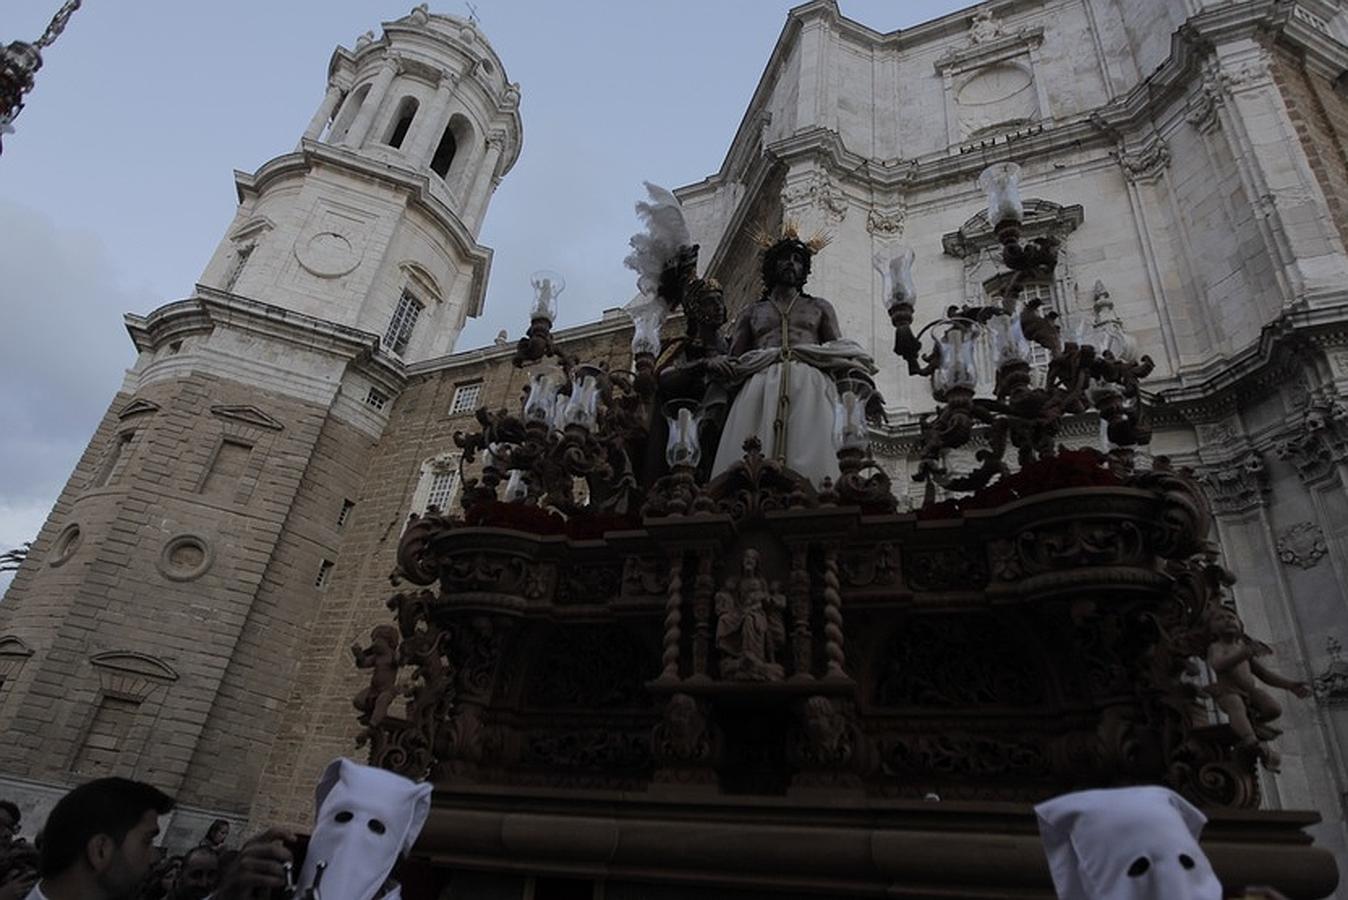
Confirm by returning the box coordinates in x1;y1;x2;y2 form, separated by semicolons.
0;0;971;589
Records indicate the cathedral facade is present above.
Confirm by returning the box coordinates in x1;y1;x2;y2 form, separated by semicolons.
4;0;1348;891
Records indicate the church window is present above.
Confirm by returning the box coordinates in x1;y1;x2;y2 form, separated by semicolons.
328;83;370;144
364;388;389;411
93;431;135;489
315;559;335;589
425;469;459;513
201;438;253;497
72;695;139;776
430;124;458;178
449;382;483;415
223;243;253;292
337;498;355;528
384;291;424;357
384;96;419;149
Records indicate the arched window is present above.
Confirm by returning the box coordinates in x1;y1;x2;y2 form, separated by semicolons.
431;114;474;181
430;124;457;178
384;96;419;149
328;83;370;144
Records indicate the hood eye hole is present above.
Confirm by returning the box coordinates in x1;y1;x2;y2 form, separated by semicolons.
368;819;387;835
1179;854;1195;870
334;811;353;824
1126;857;1150;877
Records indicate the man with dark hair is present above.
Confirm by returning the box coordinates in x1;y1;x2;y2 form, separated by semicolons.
28;777;172;900
167;846;218;900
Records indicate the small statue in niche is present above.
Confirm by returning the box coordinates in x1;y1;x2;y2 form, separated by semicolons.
968;8;1006;45
715;549;787;680
1202;605;1311;771
352;624;401;728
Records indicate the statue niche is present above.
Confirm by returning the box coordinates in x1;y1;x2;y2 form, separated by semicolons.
715;548;788;681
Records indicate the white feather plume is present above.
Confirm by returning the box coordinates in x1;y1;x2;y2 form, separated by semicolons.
624;181;691;298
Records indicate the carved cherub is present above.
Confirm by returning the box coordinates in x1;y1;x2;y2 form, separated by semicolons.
352;624;401;728
1202;606;1310;771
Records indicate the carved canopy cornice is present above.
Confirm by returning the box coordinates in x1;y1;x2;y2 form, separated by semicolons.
933;26;1045;75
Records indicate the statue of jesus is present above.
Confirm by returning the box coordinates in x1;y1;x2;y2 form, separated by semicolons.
710;227;877;484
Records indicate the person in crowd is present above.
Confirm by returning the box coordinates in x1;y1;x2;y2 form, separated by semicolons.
206;829;294;900
137;855;181;900
168;846;218;900
24;777;172;900
0;802;20;849
0;842;38;900
197;821;228;853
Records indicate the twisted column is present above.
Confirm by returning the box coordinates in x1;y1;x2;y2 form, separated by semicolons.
823;546;846;679
659;553;684;681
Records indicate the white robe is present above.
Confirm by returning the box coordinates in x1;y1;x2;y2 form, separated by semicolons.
711;340;875;486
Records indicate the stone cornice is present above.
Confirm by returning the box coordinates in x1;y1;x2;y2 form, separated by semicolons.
1151;302;1348;419
236;142;494;317
125;287;408;396
932;26;1045;75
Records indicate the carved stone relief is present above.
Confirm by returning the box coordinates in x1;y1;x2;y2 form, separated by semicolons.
781;171;847;223
1197;451;1270;515
1276;521;1328;569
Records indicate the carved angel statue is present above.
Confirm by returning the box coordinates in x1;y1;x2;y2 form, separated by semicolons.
1202;605;1310;771
352;624;400;728
715;549;787;680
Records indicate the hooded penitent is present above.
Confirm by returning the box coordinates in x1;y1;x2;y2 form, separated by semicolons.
1035;786;1223;900
296;757;433;900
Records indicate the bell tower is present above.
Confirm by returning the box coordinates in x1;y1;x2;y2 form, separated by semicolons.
200;3;521;362
0;6;520;845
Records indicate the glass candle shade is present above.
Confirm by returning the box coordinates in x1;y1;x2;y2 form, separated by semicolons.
977;163;1025;228
529;270;565;323
873;247;917;312
832;374;874;451
523;373;559;424
625;293;666;357
932;325;979;396
561;373;601;431
663;400;703;468
990;312;1032;367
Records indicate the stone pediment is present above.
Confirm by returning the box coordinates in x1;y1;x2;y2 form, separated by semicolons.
118;398;161;419
942;199;1083;258
90;651;179;682
935;26;1044;75
210;404;284;431
0;636;33;659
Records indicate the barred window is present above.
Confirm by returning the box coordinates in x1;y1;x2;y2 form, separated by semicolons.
383;291;424;357
337;499;355;528
364;388;388;411
425;469;459;513
449;382;483;415
315;559;335;589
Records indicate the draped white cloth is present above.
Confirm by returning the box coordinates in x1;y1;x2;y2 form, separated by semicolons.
711;340;875;485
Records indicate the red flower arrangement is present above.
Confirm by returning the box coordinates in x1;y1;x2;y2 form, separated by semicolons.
916;448;1120;521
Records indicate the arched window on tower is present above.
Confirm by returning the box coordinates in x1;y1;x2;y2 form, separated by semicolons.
384;96;419;149
431;114;474;181
327;83;370;144
430;124;457;178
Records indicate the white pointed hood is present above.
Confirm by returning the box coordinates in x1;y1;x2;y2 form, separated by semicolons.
297;757;433;900
1035;786;1223;900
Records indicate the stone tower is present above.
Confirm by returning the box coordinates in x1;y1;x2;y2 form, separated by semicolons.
0;5;520;845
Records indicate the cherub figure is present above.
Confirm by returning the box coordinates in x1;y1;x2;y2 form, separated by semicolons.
1202;605;1310;771
352;624;401;728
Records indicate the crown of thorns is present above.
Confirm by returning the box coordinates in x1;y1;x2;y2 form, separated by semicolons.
749;218;832;254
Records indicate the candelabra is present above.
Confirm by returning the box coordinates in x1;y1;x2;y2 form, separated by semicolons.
881;162;1155;504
